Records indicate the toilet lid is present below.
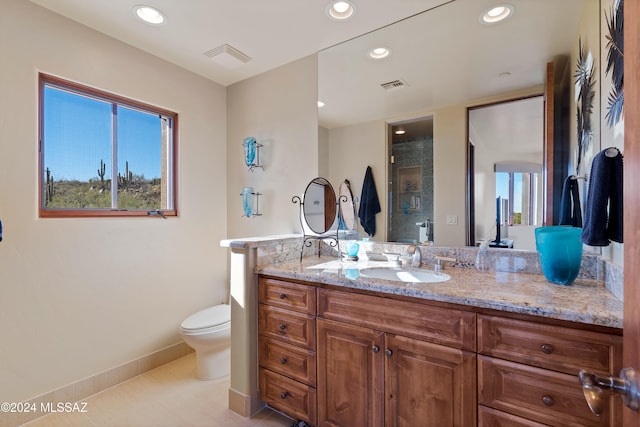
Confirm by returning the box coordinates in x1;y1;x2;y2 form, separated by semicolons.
181;304;230;330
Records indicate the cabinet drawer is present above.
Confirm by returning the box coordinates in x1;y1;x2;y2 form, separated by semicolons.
259;335;317;387
318;288;476;350
478;356;616;426
259;304;316;349
259;277;316;314
259;368;317;426
478;315;622;375
479;405;548;427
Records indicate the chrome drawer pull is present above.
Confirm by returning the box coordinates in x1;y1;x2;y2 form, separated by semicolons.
279;323;287;331
372;345;380;353
540;344;553;354
542;395;555;406
280;358;287;365
385;349;393;357
280;392;288;399
279;293;286;299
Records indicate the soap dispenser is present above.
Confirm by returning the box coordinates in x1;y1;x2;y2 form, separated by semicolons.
475;241;490;272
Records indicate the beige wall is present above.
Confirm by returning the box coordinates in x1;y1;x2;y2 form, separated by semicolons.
0;0;228;402
326;120;387;241
226;56;318;239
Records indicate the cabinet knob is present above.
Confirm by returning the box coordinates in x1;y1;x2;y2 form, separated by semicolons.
280;358;287;365
279;293;286;299
540;344;554;354
385;349;393;357
542;395;555;407
280;392;288;399
279;323;287;331
372;345;380;353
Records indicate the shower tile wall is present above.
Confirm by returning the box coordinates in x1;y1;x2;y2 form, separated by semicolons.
390;137;434;243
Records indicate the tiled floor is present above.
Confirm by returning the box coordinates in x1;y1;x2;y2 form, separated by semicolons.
23;353;292;427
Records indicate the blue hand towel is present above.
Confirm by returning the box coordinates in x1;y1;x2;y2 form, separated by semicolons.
581;148;623;246
558;176;582;227
358;166;381;237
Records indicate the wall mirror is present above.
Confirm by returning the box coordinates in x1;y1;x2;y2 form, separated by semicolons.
319;0;599;246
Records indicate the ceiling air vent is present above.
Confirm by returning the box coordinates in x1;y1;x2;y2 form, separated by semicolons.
203;44;251;68
380;79;408;90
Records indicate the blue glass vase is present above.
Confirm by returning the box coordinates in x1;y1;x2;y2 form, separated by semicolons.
243;137;256;167
241;187;254;217
535;226;583;285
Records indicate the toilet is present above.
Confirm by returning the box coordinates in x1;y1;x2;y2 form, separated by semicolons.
180;303;231;380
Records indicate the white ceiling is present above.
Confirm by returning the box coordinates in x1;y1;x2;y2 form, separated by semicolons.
29;0;452;87
318;0;587;129
469;96;544;157
29;0;589;151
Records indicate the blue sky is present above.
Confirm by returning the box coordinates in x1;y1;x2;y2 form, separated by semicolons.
43;86;162;182
496;172;524;213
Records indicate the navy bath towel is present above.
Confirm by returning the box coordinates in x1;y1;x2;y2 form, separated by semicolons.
581;148;623;246
559;176;582;227
358;166;381;237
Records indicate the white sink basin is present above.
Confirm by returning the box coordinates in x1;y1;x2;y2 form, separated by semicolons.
359;267;450;283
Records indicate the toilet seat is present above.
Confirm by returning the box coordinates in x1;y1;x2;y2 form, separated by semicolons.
181;304;230;332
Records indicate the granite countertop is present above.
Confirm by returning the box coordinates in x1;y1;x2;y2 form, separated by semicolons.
256;256;623;330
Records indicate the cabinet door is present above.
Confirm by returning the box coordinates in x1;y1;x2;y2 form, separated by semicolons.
317;318;384;427
385;334;476;427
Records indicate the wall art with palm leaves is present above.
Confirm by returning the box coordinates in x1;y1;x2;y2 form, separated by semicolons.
604;0;623;128
574;38;596;175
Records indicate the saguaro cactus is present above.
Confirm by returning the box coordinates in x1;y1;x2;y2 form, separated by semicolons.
97;159;106;184
118;161;133;189
45;167;55;203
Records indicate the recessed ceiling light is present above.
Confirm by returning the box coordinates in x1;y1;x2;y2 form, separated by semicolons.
327;1;356;21
133;5;166;25
368;47;391;60
394;129;406;135
480;4;514;24
317;101;325;108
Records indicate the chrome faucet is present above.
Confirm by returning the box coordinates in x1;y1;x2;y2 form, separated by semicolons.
407;241;433;268
434;255;457;271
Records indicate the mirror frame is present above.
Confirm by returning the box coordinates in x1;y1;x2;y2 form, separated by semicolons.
302;177;338;235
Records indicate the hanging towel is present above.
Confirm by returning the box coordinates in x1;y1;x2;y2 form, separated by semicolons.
358;166;381;237
558;176;582;227
581;148;623;246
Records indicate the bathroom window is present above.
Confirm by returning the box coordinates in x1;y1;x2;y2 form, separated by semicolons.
38;74;177;218
496;171;541;226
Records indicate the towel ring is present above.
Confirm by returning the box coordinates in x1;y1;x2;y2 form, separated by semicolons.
605;147;621;158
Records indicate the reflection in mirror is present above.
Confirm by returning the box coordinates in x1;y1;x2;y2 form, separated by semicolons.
338;180;357;232
468;96;545;250
388;117;434;243
319;0;595;247
303;177;337;235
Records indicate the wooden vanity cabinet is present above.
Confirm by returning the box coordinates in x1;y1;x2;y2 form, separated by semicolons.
317;288;477;427
477;314;623;426
257;275;623;427
258;277;317;425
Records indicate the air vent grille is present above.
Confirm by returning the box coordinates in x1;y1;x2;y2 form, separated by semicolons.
203;44;251;68
380;79;408;90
